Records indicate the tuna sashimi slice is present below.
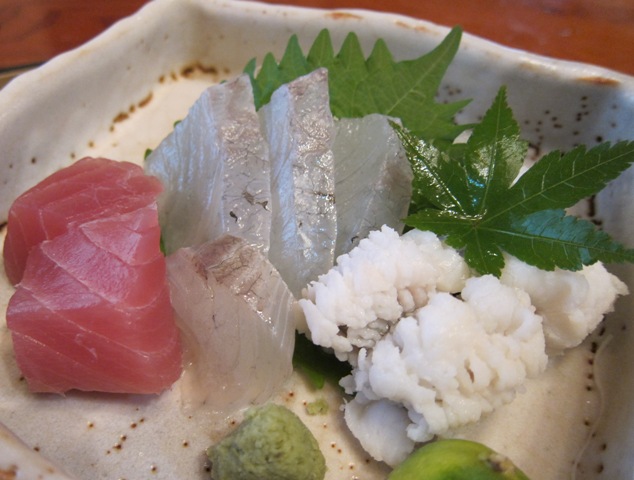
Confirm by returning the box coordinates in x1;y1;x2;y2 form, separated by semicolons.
333;115;413;257
3;157;162;285
6;205;182;394
145;74;271;255
260;68;337;297
166;235;298;415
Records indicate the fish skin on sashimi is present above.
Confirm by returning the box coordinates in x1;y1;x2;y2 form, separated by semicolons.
166;235;297;414
145;74;271;255
260;68;337;297
6;205;182;394
3;157;162;285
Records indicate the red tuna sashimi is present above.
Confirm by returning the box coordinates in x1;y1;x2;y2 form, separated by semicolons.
6;204;182;394
3;157;162;285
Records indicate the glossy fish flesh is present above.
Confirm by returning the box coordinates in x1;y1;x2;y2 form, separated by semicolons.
333;114;413;257
145;74;271;255
166;235;298;414
260;68;337;297
6;204;182;394
3;157;162;285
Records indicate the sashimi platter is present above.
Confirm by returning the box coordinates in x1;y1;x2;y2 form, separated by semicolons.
3;0;634;479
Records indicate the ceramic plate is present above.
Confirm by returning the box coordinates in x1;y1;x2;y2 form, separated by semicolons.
1;0;633;478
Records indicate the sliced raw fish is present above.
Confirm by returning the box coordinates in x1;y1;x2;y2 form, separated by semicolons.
6;204;182;394
166;235;298;415
333;115;413;257
3;157;162;285
145;74;271;255
260;68;337;297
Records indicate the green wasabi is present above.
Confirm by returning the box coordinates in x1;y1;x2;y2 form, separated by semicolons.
207;403;326;480
305;398;329;416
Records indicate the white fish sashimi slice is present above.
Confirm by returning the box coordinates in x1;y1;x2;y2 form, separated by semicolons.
260;68;337;297
166;235;298;416
333;115;413;257
145;74;271;255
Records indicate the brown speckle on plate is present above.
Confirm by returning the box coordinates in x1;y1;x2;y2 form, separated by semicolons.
394;20;411;30
180;62;221;80
180;65;196;78
325;12;362;21
578;76;620;87
0;466;17;479
113;112;130;124
138;92;153;108
196;63;219;76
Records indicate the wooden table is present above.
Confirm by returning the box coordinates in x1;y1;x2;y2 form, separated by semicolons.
1;0;633;76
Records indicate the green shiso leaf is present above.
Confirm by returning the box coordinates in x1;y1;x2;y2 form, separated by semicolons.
244;27;470;144
244;35;310;110
398;86;634;276
292;333;351;389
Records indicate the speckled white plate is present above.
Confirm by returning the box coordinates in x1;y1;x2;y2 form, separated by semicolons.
1;1;634;479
